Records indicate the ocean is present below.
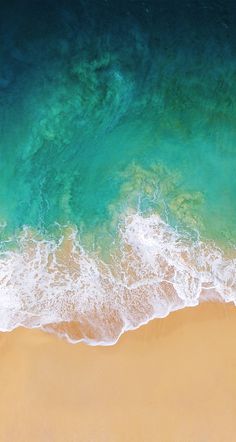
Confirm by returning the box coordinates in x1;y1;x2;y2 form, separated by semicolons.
0;0;235;344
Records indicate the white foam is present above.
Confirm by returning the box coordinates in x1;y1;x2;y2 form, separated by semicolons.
0;213;235;345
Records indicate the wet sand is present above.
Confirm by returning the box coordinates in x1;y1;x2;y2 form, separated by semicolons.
0;302;236;442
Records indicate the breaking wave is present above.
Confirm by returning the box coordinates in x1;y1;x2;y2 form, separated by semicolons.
0;212;235;345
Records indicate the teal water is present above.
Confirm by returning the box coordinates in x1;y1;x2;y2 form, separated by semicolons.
1;1;236;248
0;1;236;343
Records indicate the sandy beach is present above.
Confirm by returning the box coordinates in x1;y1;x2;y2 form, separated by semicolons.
0;301;236;442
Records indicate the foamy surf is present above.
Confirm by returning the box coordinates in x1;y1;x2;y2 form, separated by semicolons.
0;212;235;345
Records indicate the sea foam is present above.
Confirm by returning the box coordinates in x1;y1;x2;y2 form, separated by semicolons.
0;213;235;345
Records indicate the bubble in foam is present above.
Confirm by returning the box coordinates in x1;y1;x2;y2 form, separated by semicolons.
0;213;235;345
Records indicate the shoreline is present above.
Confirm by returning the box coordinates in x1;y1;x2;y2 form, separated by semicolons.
1;212;235;343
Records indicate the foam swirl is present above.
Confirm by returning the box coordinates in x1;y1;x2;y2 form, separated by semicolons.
0;213;235;345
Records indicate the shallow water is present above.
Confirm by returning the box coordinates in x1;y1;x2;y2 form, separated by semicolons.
0;0;236;343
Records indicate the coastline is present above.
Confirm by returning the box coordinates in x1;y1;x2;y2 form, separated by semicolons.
1;301;236;441
1;213;235;343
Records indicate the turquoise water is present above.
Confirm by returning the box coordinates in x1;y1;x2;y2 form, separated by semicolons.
1;1;236;247
0;1;236;343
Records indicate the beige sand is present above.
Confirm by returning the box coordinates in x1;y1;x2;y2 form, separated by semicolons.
0;302;236;442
